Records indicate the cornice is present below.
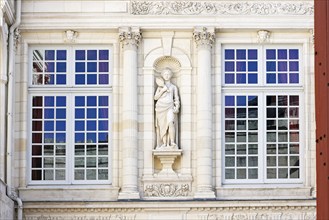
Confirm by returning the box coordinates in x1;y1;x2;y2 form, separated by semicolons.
131;1;314;16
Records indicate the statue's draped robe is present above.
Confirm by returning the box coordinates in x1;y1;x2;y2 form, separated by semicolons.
155;83;179;145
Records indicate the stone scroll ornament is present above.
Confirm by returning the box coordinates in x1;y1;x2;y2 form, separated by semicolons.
154;68;180;150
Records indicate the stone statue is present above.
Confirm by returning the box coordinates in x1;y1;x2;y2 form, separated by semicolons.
154;68;180;149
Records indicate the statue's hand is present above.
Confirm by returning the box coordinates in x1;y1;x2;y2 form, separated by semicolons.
173;106;179;113
160;86;169;93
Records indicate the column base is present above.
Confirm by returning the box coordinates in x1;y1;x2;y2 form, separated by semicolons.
118;191;140;200
194;190;216;199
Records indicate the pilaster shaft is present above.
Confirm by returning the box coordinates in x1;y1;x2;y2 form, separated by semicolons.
193;27;215;199
118;27;141;199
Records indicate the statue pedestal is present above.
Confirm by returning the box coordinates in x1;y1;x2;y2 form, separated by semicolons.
153;149;182;177
142;149;192;200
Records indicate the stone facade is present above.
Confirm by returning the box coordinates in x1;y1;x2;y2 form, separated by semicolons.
1;0;316;219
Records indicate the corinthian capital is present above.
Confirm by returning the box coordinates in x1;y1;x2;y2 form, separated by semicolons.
119;27;142;49
193;27;215;49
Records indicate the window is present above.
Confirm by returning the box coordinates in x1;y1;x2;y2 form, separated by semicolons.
222;45;302;184
29;47;112;184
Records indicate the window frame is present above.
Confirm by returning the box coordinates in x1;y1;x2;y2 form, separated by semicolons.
27;45;113;185
221;44;305;185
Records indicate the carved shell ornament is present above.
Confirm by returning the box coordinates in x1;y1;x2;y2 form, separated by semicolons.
154;56;181;74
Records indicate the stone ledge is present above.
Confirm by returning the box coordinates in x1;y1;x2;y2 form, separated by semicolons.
19;186;120;202
216;186;314;200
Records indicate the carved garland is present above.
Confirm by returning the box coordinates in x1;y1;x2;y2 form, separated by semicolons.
131;1;314;16
144;183;190;197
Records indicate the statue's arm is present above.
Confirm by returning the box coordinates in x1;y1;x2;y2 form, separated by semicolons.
173;86;180;112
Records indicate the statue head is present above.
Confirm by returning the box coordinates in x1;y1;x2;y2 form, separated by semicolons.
161;68;173;81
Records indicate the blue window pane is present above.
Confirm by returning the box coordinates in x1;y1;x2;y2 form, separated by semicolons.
278;49;287;59
57;50;67;60
248;49;257;60
87;96;96;106
267;74;276;84
75;74;85;85
56;109;66;119
75;133;85;143
236;62;246;71
75;96;85;106
44;121;54;131
236;74;246;84
87;50;97;60
45;50;55;60
225;96;235;106
98;133;108;142
56;96;66;107
266;62;276;71
99;109;108;118
99;62;109;72
99;50;109;60
289;73;299;83
44;133;54;143
278;62;287;72
56;74;66;85
266;50;276;59
248;96;258;106
46;62;54;72
75;109;85;119
87;62;97;72
73;122;84;135
56;133;66;143
99;120;108;131
76;62;85;72
87;133;96;143
56;62;66;72
87;109;97;118
225;74;234;84
87;121;97;131
44;109;54;119
99;96;108;106
76;50;85;60
248;62;257;71
237;96;246;106
289;61;299;71
289;49;299;59
46;74;54;85
75;121;85;131
45;97;54;106
236;50;246;59
248;74;257;84
87;74;97;84
56;121;66;131
99;74;109;84
225;50;234;60
278;74;288;83
225;62;234;71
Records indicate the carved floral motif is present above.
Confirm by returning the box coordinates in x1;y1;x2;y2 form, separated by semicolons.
144;183;190;197
131;1;314;16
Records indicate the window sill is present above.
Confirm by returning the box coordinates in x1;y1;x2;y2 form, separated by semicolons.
19;185;120;202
